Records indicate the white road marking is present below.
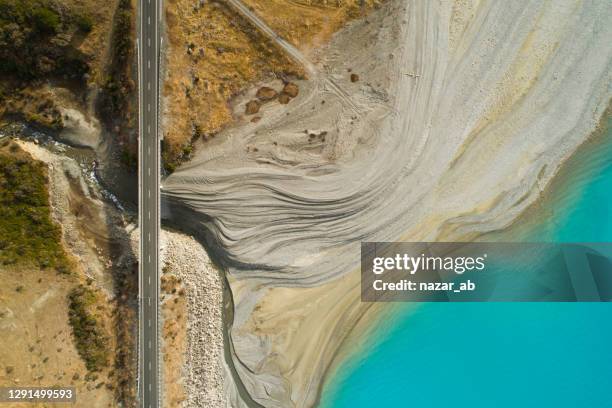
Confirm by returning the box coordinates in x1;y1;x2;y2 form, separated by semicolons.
139;5;162;404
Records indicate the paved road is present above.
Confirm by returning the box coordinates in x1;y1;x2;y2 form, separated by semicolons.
138;0;161;406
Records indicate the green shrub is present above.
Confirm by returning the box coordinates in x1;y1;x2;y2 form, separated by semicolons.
74;14;93;33
98;0;134;125
120;147;137;168
31;6;60;33
0;0;91;80
0;143;71;273
68;285;110;372
182;144;193;156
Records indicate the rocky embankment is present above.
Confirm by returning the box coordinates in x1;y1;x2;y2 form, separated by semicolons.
159;230;228;407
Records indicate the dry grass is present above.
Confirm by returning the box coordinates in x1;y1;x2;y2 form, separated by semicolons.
0;141;137;406
240;0;384;52
160;272;187;407
162;0;303;171
0;266;117;408
0;145;119;406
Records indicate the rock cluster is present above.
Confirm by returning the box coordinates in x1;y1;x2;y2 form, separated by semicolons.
245;82;300;113
160;231;226;408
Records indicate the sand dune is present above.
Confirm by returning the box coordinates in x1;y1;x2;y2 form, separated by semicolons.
162;0;611;406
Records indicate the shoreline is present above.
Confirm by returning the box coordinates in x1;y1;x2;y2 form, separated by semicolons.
318;105;612;405
482;105;612;241
313;301;406;407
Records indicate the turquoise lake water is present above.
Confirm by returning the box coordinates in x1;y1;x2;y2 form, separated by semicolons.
320;121;612;408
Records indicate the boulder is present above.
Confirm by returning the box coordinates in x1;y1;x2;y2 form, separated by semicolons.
282;82;299;98
245;100;261;115
278;93;291;105
256;87;278;101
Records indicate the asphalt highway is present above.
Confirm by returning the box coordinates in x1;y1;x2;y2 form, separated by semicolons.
138;0;161;406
